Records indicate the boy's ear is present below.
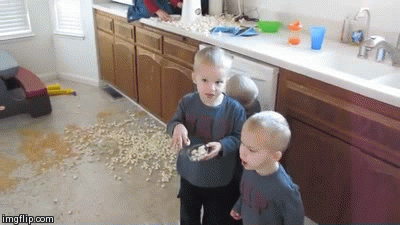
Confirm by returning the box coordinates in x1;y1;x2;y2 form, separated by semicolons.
192;72;197;84
273;151;283;162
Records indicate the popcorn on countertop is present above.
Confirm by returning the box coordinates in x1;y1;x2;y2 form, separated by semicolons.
149;14;241;34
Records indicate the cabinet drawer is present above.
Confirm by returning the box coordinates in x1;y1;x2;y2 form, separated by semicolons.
163;36;198;67
114;20;134;42
136;27;162;53
96;14;113;34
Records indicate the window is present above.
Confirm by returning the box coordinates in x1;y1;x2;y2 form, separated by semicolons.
0;0;33;41
53;0;84;37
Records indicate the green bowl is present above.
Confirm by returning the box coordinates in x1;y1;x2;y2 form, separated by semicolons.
256;21;283;33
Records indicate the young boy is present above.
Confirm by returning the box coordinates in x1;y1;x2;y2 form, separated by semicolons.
225;74;262;192
230;111;305;225
225;74;262;118
167;46;246;225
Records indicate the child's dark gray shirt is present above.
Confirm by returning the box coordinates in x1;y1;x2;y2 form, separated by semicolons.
233;165;305;225
167;92;246;187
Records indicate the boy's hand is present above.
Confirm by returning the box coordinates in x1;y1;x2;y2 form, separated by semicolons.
171;124;190;153
177;2;183;8
230;210;241;220
199;142;222;160
155;9;171;21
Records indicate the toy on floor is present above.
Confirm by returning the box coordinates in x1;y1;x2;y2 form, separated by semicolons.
46;83;77;96
0;50;52;119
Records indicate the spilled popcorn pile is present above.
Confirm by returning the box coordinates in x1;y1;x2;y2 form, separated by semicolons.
149;14;241;33
63;112;177;188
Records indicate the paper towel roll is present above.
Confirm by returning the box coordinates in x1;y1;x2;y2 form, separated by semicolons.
209;0;223;15
181;0;202;26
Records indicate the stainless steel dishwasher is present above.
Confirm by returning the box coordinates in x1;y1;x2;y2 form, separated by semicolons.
199;44;279;111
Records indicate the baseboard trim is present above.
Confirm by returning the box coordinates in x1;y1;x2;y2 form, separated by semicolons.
58;72;100;87
37;72;58;81
106;83;167;127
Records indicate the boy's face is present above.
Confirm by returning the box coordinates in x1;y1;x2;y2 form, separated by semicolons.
239;125;280;172
192;63;227;107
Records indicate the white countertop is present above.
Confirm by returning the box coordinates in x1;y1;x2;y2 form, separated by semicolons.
93;2;400;108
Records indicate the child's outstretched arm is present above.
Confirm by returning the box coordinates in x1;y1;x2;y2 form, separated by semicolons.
171;124;190;153
166;98;190;153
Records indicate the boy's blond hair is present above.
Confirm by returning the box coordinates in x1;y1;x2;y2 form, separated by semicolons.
244;111;291;152
193;46;233;79
226;75;258;106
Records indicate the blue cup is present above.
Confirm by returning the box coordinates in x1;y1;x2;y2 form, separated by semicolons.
310;26;326;50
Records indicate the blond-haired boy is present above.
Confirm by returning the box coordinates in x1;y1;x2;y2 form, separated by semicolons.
167;46;246;224
231;111;304;224
225;74;262;118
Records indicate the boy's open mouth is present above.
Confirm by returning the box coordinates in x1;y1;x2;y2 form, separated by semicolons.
205;93;214;98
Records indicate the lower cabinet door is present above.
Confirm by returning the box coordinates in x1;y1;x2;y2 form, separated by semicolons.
114;38;137;100
136;46;162;117
349;149;400;223
282;118;353;224
97;29;114;84
161;58;194;122
283;117;400;224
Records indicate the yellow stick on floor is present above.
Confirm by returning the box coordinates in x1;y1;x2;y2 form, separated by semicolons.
46;84;61;90
47;88;77;96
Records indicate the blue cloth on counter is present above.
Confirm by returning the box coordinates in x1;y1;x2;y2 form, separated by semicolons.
210;26;241;34
210;26;259;37
127;0;175;22
234;27;259;36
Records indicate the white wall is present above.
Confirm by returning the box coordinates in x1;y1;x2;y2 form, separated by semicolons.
0;0;57;79
0;0;100;85
51;0;100;86
227;0;400;44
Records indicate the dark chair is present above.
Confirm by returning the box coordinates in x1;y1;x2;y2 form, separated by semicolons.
0;50;52;119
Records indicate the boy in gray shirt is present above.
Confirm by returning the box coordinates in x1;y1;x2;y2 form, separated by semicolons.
225;74;262;118
167;46;246;225
231;111;304;225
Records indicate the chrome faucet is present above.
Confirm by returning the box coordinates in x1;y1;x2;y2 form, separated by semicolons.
354;8;371;41
359;35;400;67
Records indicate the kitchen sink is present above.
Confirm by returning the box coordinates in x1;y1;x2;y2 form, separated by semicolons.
372;73;400;89
309;53;399;80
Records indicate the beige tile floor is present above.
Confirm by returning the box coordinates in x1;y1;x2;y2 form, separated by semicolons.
0;78;317;225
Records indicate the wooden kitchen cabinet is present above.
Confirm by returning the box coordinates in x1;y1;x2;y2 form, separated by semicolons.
136;26;162;54
95;13;113;34
114;37;138;100
97;29;115;84
136;46;162;117
284;118;353;223
94;10;199;121
276;68;400;224
161;58;195;121
163;36;198;68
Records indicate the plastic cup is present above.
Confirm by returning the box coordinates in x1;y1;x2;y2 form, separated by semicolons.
310;26;326;50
